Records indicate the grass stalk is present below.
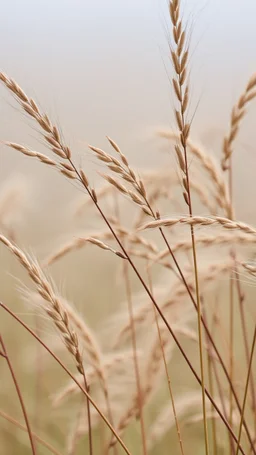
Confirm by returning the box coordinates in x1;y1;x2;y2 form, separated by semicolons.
0;302;132;455
0;409;62;455
0;334;37;455
169;1;209;451
147;265;185;455
123;260;148;455
235;326;256;455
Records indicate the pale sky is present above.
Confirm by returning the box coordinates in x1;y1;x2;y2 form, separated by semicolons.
0;0;256;220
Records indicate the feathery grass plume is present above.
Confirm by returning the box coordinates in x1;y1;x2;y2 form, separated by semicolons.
108;327;176;450
148;392;208;449
189;177;218;215
222;73;256;171
116;260;233;344
66;401;123;455
0;175;29;240
0;301;133;455
0;73;92;192
90;135;229;421
126;248;173;270
89;140;153;218
140;215;256;235
74;168;177;219
169;1;209;450
147;393;245;450
0;409;62;455
158;130;231;215
1;50;255;452
22;289;117;436
0;236;85;374
43;227;157;267
52;351;135;406
1;75;233;427
240;261;256;276
0;234;94;454
152;231;256;265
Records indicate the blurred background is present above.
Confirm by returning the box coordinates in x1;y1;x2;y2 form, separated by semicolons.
1;0;256;214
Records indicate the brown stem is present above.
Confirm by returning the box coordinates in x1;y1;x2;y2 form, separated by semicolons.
0;409;62;455
229;271;235;455
147;265;185;455
81;364;93;455
0;334;37;455
123;260;148;455
112;192;147;455
203;302;218;455
0;302;132;455
159;227;255;452
228;164;235;455
235;325;256;455
64;160;250;453
234;264;256;427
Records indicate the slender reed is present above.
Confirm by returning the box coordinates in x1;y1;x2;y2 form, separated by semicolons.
235;326;256;455
0;409;61;455
0;334;37;455
146;265;185;455
121;259;148;455
0;72;251;452
0;302;132;455
0;235;93;455
222;73;256;171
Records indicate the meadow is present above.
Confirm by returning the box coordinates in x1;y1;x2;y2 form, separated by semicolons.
0;1;256;454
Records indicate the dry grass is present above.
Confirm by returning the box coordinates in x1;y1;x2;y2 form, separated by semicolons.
0;1;256;455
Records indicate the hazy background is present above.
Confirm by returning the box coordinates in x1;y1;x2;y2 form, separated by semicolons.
1;0;256;313
1;0;256;223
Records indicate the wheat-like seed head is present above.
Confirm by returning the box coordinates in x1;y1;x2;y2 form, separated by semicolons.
139;215;256;236
222;73;256;170
89;139;154;218
169;0;192;206
116;260;234;343
0;234;85;375
158;130;231;216
152;232;256;264
0;73;93;199
148;392;210;448
43;226;157;267
52;351;135;406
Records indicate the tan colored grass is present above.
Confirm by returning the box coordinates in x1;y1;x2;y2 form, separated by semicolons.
153;231;256;264
90;141;153;217
0;175;29;242
44;226;157;267
0;73;91;195
52;351;135;406
140;215;256;236
158;130;231;216
222;73;256;171
116;260;234;343
147;391;210;449
0;234;85;375
240;261;256;276
0;409;62;455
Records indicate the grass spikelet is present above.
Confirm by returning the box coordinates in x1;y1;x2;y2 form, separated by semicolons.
0;234;94;454
222;73;256;171
140;215;256;235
